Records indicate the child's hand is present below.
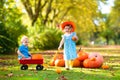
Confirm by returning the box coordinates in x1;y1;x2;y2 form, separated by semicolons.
22;56;26;58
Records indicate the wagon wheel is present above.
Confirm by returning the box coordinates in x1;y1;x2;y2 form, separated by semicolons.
36;65;44;70
21;65;28;70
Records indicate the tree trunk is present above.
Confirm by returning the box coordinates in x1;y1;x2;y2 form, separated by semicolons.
106;36;109;45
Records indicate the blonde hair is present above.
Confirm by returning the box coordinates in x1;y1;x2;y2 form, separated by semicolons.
21;35;28;43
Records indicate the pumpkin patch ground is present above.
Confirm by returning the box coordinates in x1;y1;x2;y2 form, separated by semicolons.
0;46;120;80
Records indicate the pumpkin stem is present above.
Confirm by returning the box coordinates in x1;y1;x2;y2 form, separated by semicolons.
78;47;81;52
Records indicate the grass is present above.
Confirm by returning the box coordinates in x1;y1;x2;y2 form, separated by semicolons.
0;46;120;80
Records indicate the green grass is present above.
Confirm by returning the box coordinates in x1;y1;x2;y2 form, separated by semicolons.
0;46;120;80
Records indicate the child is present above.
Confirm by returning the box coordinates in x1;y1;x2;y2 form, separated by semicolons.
58;21;78;70
17;35;31;60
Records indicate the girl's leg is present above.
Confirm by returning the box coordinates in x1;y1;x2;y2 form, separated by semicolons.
65;60;69;70
69;60;74;69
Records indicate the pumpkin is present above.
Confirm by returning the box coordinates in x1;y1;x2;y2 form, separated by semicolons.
55;59;65;67
49;54;64;66
83;58;100;68
73;58;81;67
56;68;62;74
53;53;64;60
49;58;55;66
32;54;43;59
77;50;88;61
83;53;104;68
72;36;77;41
102;65;109;69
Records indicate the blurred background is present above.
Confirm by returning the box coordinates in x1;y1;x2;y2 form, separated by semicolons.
0;0;120;54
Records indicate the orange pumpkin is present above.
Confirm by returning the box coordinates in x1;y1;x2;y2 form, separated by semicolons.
83;59;100;68
102;65;109;69
72;36;77;41
50;54;64;66
55;59;65;67
90;57;96;61
56;68;62;74
53;53;64;60
77;50;88;61
73;58;81;67
32;54;43;59
49;58;55;66
83;53;104;68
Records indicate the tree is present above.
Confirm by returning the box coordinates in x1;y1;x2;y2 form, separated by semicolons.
20;0;99;27
21;0;100;45
108;0;120;44
0;0;27;54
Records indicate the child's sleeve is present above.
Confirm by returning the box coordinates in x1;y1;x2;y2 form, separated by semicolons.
18;46;23;52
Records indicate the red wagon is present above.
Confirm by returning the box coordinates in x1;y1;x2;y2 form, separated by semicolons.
19;59;44;70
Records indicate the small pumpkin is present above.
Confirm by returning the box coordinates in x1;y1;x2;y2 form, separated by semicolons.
102;65;109;69
56;68;62;74
73;58;81;67
83;53;104;68
55;59;65;67
90;57;96;61
72;36;77;41
77;50;88;61
50;54;64;66
49;58;55;66
53;53;64;60
32;54;43;59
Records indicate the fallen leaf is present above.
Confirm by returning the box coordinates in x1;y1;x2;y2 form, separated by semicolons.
28;74;32;76
33;70;38;74
8;72;13;77
111;72;115;76
20;74;24;77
